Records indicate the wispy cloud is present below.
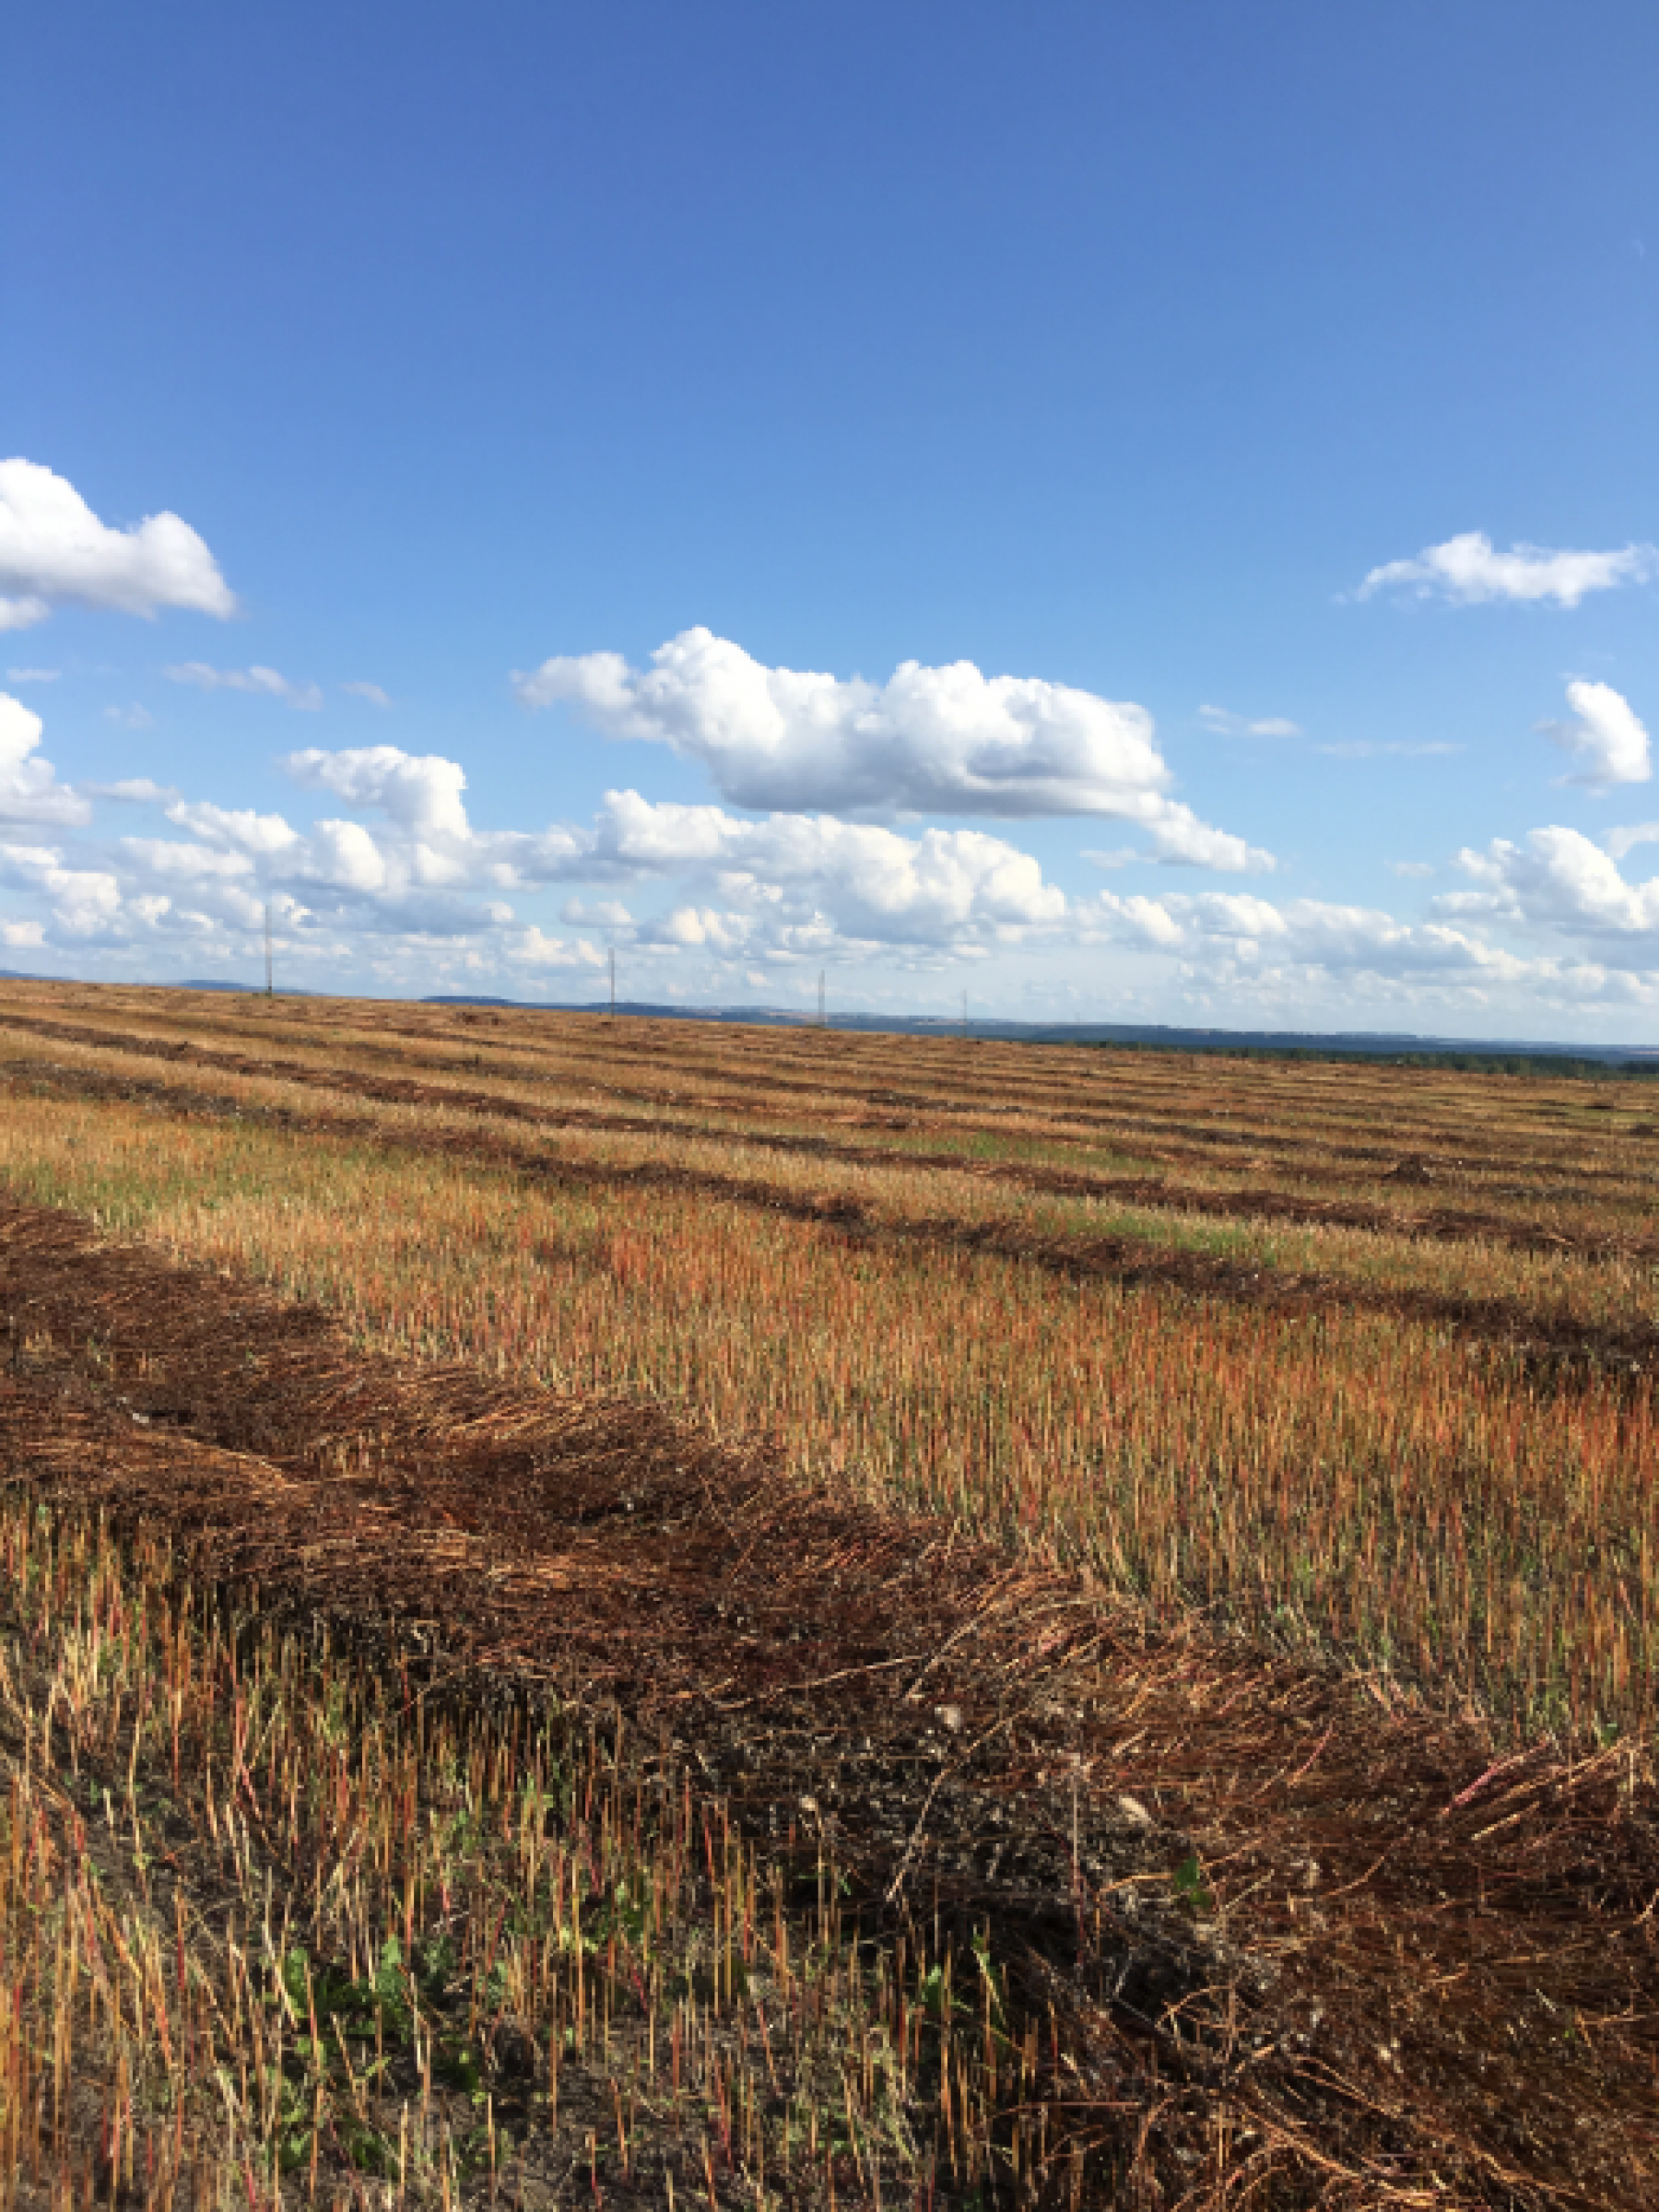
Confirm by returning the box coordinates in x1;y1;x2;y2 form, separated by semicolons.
82;777;181;805
6;667;59;684
1315;740;1463;759
1197;704;1300;737
1358;531;1655;609
342;681;392;708
166;663;324;712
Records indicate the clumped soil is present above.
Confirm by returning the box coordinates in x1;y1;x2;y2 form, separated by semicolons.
2;1192;1657;2206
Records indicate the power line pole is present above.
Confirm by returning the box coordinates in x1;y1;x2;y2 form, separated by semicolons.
264;903;274;998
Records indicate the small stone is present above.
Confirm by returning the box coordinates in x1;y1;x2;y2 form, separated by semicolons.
935;1703;965;1733
1116;1793;1155;1829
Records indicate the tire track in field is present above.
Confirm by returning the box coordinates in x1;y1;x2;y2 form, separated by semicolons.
6;1052;1658;1382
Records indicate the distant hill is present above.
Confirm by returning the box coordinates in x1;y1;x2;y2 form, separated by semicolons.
173;979;325;996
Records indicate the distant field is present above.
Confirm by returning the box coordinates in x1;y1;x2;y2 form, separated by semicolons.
0;980;1654;2209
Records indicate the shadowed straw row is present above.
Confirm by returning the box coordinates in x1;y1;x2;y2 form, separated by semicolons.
9;1000;1659;1219
10;1006;1659;1261
4;1048;1659;1741
10;1049;1659;1385
2;1191;1657;2206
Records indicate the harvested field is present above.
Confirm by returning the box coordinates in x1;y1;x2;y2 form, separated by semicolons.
1;979;1656;2206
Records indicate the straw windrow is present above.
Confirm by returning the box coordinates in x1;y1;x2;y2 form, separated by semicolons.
1;982;1656;2205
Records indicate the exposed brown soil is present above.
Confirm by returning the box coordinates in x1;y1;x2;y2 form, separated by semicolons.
2;1190;1657;2206
9;1052;1658;1385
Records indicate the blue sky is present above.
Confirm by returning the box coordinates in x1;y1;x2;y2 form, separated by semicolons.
2;0;1656;1036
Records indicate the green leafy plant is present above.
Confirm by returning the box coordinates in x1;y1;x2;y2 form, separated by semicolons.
1171;1854;1214;1916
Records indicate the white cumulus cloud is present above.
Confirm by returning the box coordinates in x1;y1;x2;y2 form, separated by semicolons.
282;746;470;839
1079;884;1547;995
1083;808;1276;874
1141;803;1274;871
0;694;90;828
514;628;1271;867
1452;829;1659;952
300;819;389;895
501;926;605;973
162;799;303;862
119;839;256;882
37;725;1659;1018
0;843;127;939
1358;531;1656;609
578;792;1071;953
1540;679;1650;788
0;460;236;629
167;664;323;712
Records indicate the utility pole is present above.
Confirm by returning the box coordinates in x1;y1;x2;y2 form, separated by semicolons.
609;945;617;1018
264;903;274;998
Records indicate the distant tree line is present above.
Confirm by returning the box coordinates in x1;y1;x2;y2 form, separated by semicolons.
1090;1040;1659;1081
